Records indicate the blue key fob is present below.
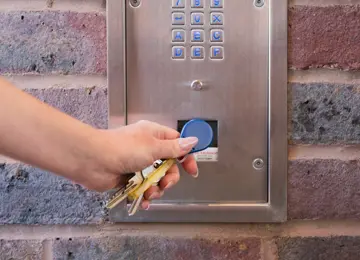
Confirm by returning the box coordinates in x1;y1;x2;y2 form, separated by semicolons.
180;119;214;154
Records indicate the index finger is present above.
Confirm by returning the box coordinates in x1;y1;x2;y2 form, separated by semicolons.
147;121;180;140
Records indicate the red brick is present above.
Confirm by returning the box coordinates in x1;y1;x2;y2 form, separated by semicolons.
289;159;360;220
24;86;108;129
289;5;360;70
277;236;360;260
0;11;106;75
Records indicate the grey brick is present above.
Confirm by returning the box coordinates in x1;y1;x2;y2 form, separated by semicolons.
289;83;360;144
52;236;260;260
277;236;360;260
0;163;106;224
289;159;360;220
0;240;43;260
0;11;106;75
24;86;108;129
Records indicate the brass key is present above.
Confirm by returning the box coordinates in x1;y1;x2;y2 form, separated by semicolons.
105;159;176;216
105;171;144;210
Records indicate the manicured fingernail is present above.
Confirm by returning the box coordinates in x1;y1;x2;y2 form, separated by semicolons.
149;192;159;200
144;204;150;210
164;181;174;190
179;137;198;151
193;170;199;178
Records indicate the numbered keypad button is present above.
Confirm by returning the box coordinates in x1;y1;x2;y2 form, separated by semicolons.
172;12;185;25
210;29;223;42
191;30;204;42
191;12;204;25
210;46;223;59
210;12;223;25
172;0;185;8
172;30;185;42
191;46;205;59
191;0;204;8
172;46;185;59
210;0;223;8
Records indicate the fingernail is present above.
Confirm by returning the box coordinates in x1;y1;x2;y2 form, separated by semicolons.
179;137;198;151
144;204;150;210
193;170;199;178
149;192;159;200
164;181;174;190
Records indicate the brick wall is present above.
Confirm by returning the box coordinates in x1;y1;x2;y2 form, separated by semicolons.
1;0;360;259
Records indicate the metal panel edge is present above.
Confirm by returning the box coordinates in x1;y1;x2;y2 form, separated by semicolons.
107;0;288;223
267;0;288;222
107;0;126;129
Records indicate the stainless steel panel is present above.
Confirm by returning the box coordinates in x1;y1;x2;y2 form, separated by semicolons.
107;0;288;222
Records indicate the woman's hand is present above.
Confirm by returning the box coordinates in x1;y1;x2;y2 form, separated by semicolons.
0;77;198;210
79;120;199;210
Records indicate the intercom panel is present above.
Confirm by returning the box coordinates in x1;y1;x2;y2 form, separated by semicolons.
107;0;287;222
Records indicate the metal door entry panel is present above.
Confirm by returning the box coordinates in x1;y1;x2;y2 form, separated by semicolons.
107;0;287;222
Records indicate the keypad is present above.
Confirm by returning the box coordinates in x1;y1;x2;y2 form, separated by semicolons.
171;0;224;60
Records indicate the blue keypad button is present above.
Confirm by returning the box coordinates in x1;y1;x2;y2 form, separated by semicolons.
191;12;204;25
191;30;204;42
172;0;185;8
210;12;223;25
172;12;185;25
210;0;223;8
210;46;223;59
210;29;223;42
172;30;185;42
172;46;185;59
191;0;204;8
191;46;204;59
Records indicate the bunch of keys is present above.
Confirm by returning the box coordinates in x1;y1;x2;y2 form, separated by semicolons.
105;119;214;216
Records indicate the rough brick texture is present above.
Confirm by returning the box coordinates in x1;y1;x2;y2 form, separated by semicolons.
0;163;106;224
289;5;360;70
25;86;108;129
289;83;360;144
0;239;43;260
289;159;360;220
277;236;360;260
52;236;260;260
0;11;106;75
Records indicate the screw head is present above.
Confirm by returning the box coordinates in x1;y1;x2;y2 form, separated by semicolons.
190;80;203;91
130;0;140;7
253;158;264;170
254;0;264;7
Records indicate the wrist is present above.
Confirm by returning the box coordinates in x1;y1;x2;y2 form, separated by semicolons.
71;129;124;191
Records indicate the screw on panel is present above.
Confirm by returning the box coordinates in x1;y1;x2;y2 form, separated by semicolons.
190;80;203;91
130;0;141;7
254;0;264;7
253;158;264;170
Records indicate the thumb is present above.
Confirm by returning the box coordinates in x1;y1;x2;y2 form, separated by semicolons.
154;137;199;159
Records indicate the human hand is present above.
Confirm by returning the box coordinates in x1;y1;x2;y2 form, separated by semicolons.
80;120;199;210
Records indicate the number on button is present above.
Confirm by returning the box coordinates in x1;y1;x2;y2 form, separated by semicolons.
172;0;185;8
211;0;223;8
191;30;204;42
191;0;204;8
191;13;204;25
